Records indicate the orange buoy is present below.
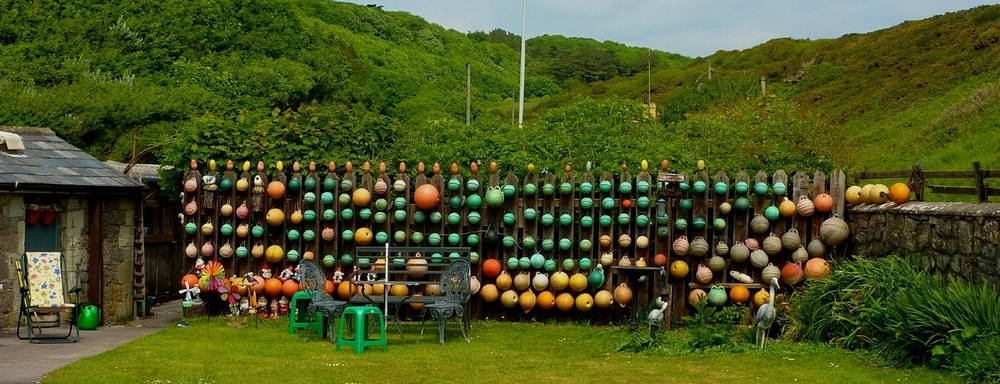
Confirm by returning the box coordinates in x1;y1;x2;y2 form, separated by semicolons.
281;279;299;298
355;227;373;245
730;285;750;304
413;184;440;210
181;274;199;290
536;291;556;310
267;181;285;199
324;279;335;295
814;193;834;213
482;258;502;278
555;293;575;312
889;183;911;205
264;278;283;298
337;281;357;300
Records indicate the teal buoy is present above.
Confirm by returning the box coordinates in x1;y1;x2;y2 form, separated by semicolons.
735;181;749;195
467;194;483;209
619;181;633;194
541;238;555;251
692;217;707;231
523;183;537;195
599;180;612;193
524;208;538;221
541;213;554;226
714;182;729;196
693;180;707;194
636;180;650;194
754;182;769;196
601;197;615;210
773;182;787;196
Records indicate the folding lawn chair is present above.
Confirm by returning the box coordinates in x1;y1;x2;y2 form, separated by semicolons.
16;252;81;343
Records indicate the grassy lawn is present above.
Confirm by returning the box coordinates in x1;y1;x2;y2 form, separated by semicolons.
43;317;959;384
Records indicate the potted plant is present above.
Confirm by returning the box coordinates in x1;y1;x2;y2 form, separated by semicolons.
25;204;41;225
38;204;60;225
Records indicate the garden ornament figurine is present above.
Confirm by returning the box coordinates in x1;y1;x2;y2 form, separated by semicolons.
648;300;669;336
333;267;344;284
178;281;201;328
754;277;780;349
279;266;294;281
261;264;272;279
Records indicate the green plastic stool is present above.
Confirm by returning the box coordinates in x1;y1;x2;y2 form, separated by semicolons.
335;306;388;354
288;291;326;338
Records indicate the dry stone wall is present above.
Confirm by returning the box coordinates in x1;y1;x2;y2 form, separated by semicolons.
846;202;1000;285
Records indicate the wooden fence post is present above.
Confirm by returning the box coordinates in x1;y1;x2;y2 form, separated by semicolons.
974;162;986;203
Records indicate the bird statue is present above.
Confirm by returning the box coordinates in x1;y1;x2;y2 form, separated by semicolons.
754;277;780;349
648;300;670;335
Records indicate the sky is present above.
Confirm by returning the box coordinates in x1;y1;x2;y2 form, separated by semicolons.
341;1;996;57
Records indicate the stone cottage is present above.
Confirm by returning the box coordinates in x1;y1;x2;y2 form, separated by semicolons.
1;126;145;326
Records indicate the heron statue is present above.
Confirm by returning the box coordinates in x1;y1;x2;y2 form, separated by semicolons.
648;300;669;336
754;277;780;349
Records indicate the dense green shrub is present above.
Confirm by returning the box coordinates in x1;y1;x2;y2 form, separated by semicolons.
788;255;1000;382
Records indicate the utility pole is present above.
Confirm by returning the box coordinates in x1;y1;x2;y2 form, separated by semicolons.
647;48;651;104
466;62;471;126
512;88;516;127
518;0;526;128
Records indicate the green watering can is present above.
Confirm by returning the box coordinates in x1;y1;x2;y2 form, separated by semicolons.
78;304;99;330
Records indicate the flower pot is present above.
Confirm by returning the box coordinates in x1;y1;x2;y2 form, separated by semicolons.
25;209;41;225
41;210;57;225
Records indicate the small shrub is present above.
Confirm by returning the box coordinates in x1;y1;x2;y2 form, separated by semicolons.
681;302;750;351
948;336;1000;383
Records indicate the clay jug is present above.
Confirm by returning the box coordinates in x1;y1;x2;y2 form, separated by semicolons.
781;261;805;286
696;263;713;284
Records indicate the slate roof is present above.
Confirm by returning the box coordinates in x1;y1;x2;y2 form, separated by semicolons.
105;160;166;183
0;126;144;193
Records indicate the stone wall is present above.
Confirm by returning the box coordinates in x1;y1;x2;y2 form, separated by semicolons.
847;202;1000;285
0;195;137;327
100;198;137;324
0;195;25;327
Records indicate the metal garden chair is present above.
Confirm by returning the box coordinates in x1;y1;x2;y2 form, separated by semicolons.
297;259;348;342
420;259;471;344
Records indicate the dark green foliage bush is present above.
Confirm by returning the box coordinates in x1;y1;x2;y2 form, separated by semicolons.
788;256;1000;382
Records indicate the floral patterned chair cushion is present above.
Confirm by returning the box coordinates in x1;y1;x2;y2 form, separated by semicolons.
26;252;75;309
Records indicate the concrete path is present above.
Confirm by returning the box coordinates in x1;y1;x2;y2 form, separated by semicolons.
0;300;182;384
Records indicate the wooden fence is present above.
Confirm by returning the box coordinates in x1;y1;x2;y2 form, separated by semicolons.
855;162;999;203
180;159;846;326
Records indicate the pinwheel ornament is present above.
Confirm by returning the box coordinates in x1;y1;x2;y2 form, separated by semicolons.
199;260;226;293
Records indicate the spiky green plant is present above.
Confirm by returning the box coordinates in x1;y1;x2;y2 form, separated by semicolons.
787;256;928;348
788;255;1000;382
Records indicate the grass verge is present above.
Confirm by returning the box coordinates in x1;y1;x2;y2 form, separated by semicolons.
42;317;958;383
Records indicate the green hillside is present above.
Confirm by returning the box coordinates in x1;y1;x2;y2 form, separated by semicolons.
1;0;998;179
560;5;1000;174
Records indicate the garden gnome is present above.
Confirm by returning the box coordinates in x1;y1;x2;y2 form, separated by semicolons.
261;264;272;279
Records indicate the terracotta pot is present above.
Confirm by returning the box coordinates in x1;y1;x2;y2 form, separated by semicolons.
41;210;57;225
25;209;41;225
